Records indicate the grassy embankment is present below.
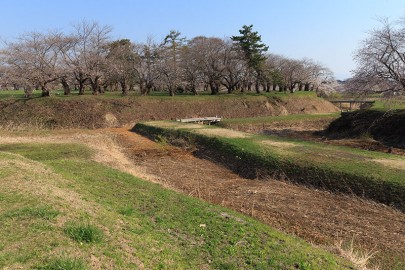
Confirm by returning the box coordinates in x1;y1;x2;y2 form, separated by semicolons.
0;90;337;130
218;113;340;132
134;121;405;212
326;108;405;148
218;113;340;125
0;142;353;269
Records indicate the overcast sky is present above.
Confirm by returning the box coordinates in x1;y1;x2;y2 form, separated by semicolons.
1;0;405;79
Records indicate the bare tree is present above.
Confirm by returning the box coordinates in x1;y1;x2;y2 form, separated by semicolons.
179;43;202;95
1;31;64;97
187;36;226;95
352;18;405;95
221;39;248;93
264;54;289;91
157;30;186;96
106;39;138;96
61;21;112;95
134;37;161;95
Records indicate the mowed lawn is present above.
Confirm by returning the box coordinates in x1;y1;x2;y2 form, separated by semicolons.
0;142;353;269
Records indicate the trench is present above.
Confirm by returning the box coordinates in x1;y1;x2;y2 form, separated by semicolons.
110;128;405;270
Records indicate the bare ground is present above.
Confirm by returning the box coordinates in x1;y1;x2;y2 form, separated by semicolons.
1;128;404;269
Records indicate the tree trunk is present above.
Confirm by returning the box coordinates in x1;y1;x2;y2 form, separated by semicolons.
190;83;198;95
255;81;260;94
210;81;219;95
24;85;33;98
139;80;146;95
120;80;128;96
41;84;50;97
304;83;310;91
91;77;101;95
168;86;175;96
61;78;71;95
227;86;234;94
78;80;85;95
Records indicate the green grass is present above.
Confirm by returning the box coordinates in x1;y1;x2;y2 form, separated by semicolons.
0;143;92;161
2;205;59;220
371;99;405;110
0;89;42;99
0;88;317;100
0;142;353;269
134;121;405;212
64;223;104;243
34;257;87;270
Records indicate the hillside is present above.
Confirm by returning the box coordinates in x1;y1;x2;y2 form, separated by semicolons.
0;92;339;129
325;109;405;148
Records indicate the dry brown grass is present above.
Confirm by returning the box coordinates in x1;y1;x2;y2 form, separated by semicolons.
334;239;379;270
195;127;251;138
373;158;405;170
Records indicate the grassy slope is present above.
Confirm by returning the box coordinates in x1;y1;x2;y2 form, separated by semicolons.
326;109;405;147
0;143;352;269
218;113;339;125
371;99;405;110
0;90;338;129
218;113;339;132
134;121;405;211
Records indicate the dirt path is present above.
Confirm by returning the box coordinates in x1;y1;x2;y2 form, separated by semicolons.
110;128;405;269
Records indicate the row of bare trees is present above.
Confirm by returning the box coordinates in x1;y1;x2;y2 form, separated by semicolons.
0;21;333;97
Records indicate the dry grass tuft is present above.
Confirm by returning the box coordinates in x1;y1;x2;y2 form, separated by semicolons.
334;239;379;270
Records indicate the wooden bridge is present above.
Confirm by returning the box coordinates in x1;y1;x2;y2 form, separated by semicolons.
329;100;375;111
